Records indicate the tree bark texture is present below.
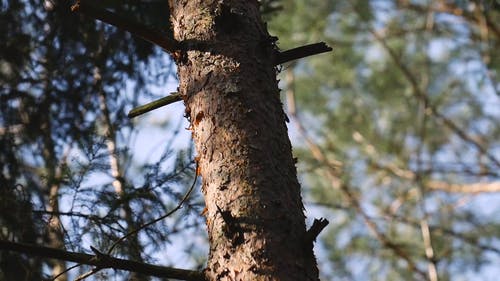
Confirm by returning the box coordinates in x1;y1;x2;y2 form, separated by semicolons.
168;1;319;280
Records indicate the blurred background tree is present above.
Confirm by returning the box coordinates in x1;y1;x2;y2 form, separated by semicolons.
0;1;204;280
1;0;499;280
269;0;500;280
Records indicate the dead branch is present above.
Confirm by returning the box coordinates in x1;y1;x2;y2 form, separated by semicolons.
276;42;332;65
71;0;179;54
0;240;205;281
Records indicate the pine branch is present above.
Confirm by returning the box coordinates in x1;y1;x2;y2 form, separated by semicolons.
128;41;334;118
0;240;205;281
71;0;179;53
276;42;332;64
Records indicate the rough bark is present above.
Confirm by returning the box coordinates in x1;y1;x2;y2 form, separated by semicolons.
168;1;319;280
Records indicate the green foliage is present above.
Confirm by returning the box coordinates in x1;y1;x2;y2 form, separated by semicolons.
270;0;500;279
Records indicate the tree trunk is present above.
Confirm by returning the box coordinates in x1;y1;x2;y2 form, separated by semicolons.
41;94;68;281
168;1;319;280
97;78;149;281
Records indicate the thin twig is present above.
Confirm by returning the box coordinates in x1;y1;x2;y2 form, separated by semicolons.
51;263;81;281
128;93;182;118
415;90;439;281
75;267;102;281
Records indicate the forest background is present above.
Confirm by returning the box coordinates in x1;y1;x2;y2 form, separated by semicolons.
1;0;499;280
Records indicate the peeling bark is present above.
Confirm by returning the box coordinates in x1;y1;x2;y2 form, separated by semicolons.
168;1;319;280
